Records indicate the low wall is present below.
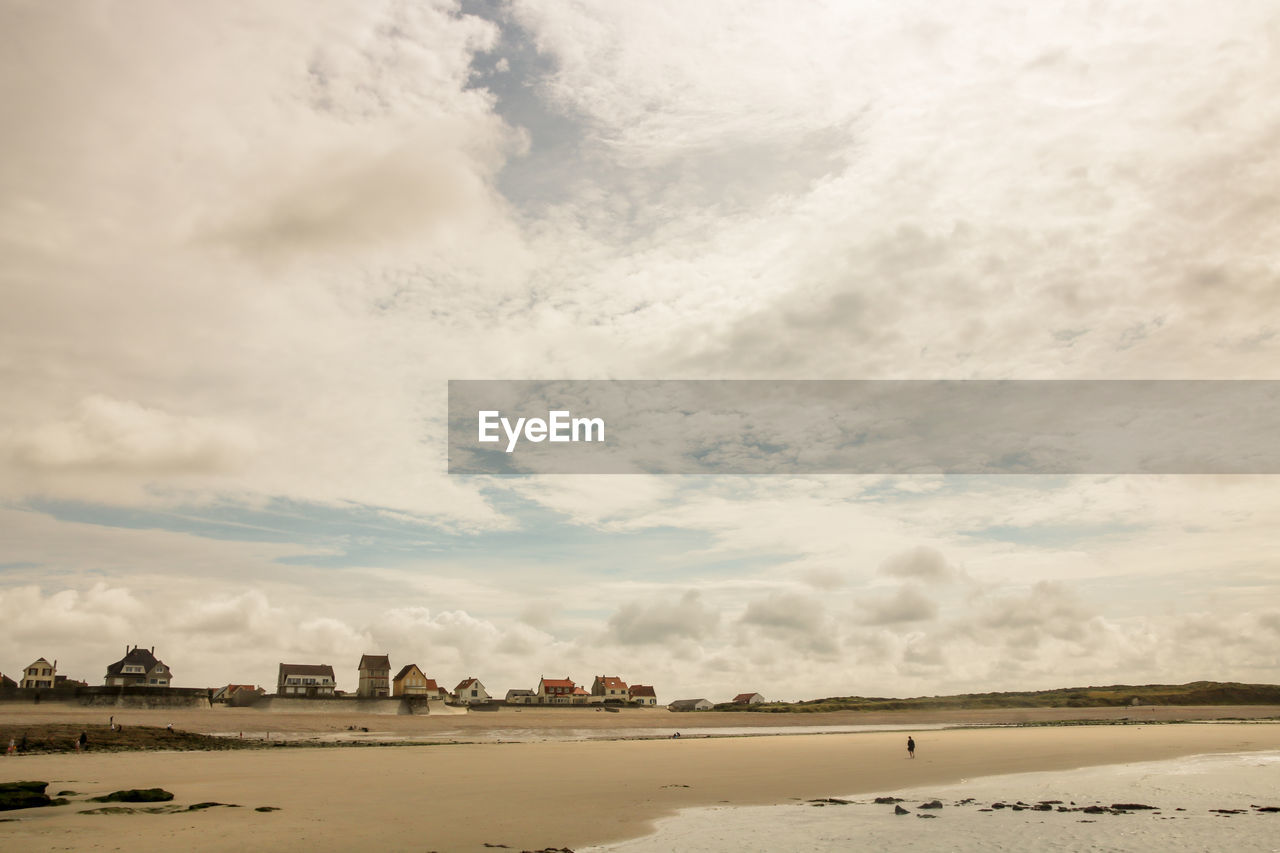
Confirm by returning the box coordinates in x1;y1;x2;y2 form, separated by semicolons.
76;686;212;709
236;695;450;715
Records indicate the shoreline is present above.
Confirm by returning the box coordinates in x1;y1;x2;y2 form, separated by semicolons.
4;719;1280;851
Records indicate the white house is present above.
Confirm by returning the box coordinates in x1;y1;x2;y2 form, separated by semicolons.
454;677;491;704
668;698;714;711
277;663;336;696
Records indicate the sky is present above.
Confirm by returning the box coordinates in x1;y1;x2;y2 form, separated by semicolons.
1;0;1278;701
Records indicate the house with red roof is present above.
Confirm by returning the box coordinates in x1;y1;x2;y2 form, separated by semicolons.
591;675;629;703
212;684;264;703
732;692;765;704
537;676;577;704
454;677;491;704
628;684;658;706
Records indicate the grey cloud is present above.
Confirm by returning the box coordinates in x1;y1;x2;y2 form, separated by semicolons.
740;592;825;632
879;546;954;583
606;590;718;646
857;585;938;626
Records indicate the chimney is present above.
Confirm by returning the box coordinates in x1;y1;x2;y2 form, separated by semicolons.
150;646;154;654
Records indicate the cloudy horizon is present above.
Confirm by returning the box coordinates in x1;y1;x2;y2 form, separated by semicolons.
2;0;1278;701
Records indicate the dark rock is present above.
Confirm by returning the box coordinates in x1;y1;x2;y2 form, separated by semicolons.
916;813;937;819
894;804;910;815
991;802;1006;809
0;791;52;811
1011;805;1025;811
978;808;993;812
1112;803;1157;810
0;782;49;794
1211;809;1245;814
808;798;851;805
255;806;281;812
1254;806;1280;813
1032;804;1052;811
874;796;905;804
919;800;943;809
1082;805;1108;814
56;790;78;796
90;788;175;804
1038;800;1063;805
186;802;238;811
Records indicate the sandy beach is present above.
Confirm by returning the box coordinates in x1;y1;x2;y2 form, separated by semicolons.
3;706;1280;851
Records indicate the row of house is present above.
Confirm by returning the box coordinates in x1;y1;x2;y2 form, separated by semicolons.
1;647;169;692
668;692;766;711
505;675;658;706
276;657;496;703
10;650;769;710
277;659;661;706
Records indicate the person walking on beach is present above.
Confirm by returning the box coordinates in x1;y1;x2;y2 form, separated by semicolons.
77;731;88;752
906;736;915;759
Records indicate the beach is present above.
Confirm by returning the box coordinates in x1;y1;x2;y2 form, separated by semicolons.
3;705;1280;851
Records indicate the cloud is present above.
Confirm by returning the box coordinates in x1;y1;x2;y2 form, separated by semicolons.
606;590;718;646
858;585;939;626
879;546;954;583
7;395;255;474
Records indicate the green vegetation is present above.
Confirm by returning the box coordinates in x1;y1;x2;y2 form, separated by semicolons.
714;681;1280;713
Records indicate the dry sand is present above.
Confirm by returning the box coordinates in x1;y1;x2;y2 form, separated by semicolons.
3;705;1279;852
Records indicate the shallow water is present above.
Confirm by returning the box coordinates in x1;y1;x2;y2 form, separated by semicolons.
583;750;1280;852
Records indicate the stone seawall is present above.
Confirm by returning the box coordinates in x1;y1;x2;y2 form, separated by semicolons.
237;695;452;715
0;686;212;709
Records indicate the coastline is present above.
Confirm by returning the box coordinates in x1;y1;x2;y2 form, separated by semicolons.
3;714;1280;851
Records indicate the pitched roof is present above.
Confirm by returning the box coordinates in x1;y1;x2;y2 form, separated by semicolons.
572;686;589;695
596;675;627;689
358;654;391;671
629;684;656;697
105;646;161;677
26;658;53;669
668;698;711;710
393;664;422;681
279;663;335;679
732;693;762;703
540;677;575;688
423;679;441;692
455;677;480;690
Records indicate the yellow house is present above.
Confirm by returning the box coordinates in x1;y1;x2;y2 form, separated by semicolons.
392;663;431;696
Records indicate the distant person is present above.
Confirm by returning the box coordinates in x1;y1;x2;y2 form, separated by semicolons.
166;723;174;732
907;736;915;759
78;731;88;752
5;737;14;756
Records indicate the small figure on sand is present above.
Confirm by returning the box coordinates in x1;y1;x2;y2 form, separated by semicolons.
166;723;174;732
76;731;87;752
671;732;681;739
109;715;115;731
5;737;14;756
907;736;915;759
